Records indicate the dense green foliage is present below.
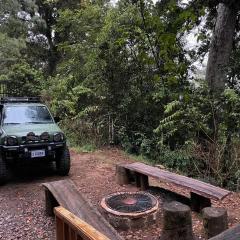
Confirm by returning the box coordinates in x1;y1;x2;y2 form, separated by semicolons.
1;0;240;189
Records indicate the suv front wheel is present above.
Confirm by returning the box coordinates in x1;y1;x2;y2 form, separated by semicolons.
0;155;8;184
56;146;70;176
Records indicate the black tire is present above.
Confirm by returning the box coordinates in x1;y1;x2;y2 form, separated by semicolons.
56;146;70;176
0;155;7;184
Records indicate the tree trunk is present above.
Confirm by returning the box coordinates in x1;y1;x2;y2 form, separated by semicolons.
205;3;238;94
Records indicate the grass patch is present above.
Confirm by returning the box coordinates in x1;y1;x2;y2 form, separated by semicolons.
71;144;97;153
124;152;154;165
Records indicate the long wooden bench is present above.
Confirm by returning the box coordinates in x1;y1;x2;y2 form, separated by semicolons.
116;162;231;212
209;224;240;240
42;180;123;240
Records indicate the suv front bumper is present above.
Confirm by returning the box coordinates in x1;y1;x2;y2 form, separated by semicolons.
1;142;66;161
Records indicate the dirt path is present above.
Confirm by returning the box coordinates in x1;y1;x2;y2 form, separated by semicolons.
1;148;240;240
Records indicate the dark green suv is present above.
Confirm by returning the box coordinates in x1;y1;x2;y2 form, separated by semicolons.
0;97;70;183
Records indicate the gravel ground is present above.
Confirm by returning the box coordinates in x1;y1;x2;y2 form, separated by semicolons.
0;165;62;240
1;148;240;240
0;183;54;240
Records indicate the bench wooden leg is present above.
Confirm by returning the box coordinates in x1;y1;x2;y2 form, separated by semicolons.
134;172;141;187
190;192;211;212
45;189;59;216
133;173;149;190
140;174;149;191
116;165;131;185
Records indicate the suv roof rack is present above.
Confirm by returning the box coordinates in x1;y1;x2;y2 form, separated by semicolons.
0;97;42;103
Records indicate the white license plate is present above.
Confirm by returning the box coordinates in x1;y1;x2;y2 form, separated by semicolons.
31;150;46;158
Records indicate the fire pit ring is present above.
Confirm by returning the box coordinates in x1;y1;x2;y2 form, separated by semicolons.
101;192;160;230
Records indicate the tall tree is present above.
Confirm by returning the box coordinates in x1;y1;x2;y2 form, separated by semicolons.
205;1;240;93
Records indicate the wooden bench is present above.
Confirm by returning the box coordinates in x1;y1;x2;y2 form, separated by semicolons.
116;162;231;212
42;180;123;240
209;224;240;240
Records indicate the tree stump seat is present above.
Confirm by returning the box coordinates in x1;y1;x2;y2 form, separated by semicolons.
202;207;228;238
116;162;231;212
160;201;194;240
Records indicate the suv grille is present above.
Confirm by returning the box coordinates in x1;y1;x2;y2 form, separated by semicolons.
22;136;49;144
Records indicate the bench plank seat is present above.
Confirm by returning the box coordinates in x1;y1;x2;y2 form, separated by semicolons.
42;180;123;240
209;224;240;240
121;162;231;200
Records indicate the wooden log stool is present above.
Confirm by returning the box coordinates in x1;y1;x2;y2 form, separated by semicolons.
160;201;194;240
202;207;228;239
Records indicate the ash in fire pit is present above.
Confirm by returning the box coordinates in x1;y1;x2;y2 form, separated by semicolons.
101;192;160;230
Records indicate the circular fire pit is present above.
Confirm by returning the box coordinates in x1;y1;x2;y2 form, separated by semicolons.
100;192;159;230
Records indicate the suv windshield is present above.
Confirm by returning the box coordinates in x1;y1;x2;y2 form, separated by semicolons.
3;105;54;125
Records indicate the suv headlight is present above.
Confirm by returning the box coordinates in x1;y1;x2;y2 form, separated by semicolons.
5;136;18;146
53;133;64;142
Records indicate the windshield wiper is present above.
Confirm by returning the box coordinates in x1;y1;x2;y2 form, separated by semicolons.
4;123;21;125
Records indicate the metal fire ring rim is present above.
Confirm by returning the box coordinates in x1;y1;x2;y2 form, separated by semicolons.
100;191;159;218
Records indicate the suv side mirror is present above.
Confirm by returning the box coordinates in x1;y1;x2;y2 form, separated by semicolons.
54;116;60;123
